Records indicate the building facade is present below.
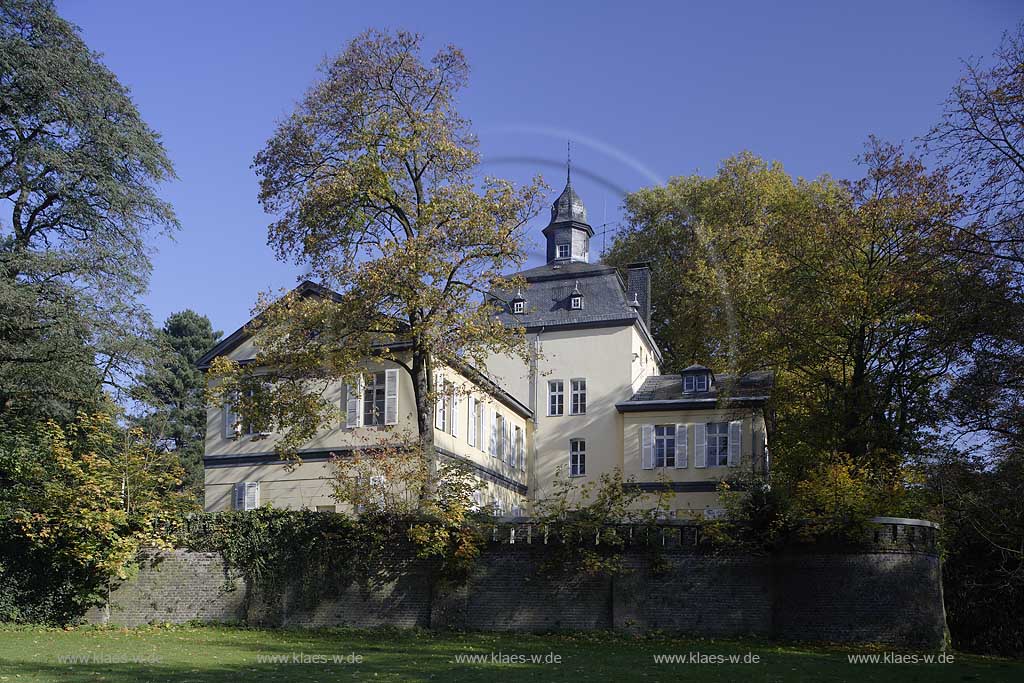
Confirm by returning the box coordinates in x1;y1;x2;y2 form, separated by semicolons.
199;177;771;518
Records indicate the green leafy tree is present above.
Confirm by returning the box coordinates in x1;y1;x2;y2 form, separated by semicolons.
0;0;177;419
133;310;221;493
0;411;194;622
607;141;1007;483
211;30;544;503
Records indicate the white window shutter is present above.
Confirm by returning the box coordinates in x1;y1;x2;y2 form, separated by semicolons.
233;482;246;509
728;420;742;467
695;423;707;468
640;425;654;470
244;481;259;510
223;404;236;440
384;368;399;426
520;429;526;471
467;397;476;447
504;420;511;464
676;424;688;468
451;388;460;437
345;377;363;428
434;372;444;430
490;409;497;457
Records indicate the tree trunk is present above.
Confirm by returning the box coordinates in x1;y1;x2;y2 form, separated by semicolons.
410;341;438;509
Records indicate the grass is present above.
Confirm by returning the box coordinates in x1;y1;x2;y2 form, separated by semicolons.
0;624;1020;682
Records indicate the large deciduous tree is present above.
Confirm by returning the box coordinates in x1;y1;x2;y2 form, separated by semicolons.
213;30;543;502
0;0;177;419
606;141;1008;482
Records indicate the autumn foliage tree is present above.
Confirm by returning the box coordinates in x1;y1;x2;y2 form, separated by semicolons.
210;30;544;504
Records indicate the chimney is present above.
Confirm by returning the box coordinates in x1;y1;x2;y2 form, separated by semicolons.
626;261;651;329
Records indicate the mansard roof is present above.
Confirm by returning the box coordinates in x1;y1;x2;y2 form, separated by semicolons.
490;260;663;363
492;262;633;325
616;370;774;412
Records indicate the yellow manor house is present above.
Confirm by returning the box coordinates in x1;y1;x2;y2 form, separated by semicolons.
199;177;772;518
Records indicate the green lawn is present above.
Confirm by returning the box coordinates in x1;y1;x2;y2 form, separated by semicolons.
0;624;1020;682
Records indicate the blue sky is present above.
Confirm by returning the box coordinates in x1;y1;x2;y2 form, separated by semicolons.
59;0;1021;338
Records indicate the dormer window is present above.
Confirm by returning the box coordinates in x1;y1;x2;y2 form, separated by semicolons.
569;280;583;310
513;300;525;314
683;373;710;393
556;243;570;259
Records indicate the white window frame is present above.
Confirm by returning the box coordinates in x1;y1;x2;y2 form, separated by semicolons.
707;421;729;467
569;438;586;477
362;371;387;426
654;424;676;468
696;373;709;391
513;300;525;314
570;378;587;415
556;243;570;259
548;380;564;416
570;295;583;310
234;481;260;510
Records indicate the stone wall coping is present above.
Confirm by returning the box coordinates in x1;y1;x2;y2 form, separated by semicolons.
493;516;940;530
868;516;940;529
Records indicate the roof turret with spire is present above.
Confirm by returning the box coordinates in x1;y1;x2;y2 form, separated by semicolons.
543;141;594;263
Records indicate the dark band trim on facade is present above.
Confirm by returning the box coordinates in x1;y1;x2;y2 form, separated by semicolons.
203;446;529;496
615;396;769;412
435;447;528;495
624;481;721;493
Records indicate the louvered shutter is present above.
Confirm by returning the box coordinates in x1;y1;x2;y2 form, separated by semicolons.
640;425;654;470
345;377;363;428
433;371;442;430
245;482;260;510
467;397;476;447
676;424;688;468
519;429;526;471
384;368;399;425
728;420;742;467
233;482;246;509
451;388;460;437
695;423;707;468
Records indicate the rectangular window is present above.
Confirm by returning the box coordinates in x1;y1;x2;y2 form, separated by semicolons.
683;375;694;392
234;482;259;510
654;424;676;468
363;371;387;426
707;422;729;466
570;439;586;477
695;374;709;391
513;300;524;314
556;243;570;259
494;413;504;459
570;378;587;415
316;505;336;513
548;380;564;416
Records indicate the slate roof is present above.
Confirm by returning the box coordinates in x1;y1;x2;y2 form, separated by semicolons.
490;262;641;329
617;370;774;411
547;181;588;225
